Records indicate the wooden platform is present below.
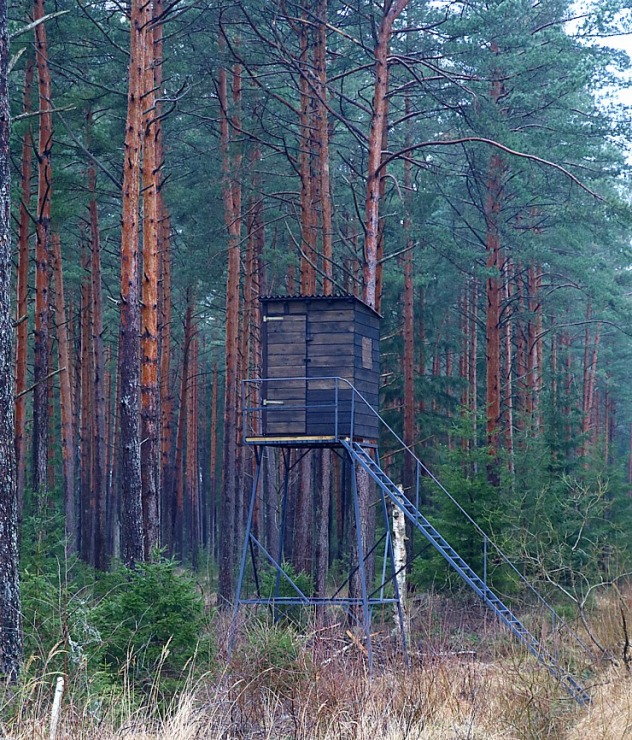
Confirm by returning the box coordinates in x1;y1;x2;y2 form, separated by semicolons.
244;434;377;449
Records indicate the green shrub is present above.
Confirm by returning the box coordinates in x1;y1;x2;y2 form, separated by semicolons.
90;560;213;700
235;621;312;695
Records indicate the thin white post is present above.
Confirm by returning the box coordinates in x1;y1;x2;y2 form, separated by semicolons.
49;675;64;740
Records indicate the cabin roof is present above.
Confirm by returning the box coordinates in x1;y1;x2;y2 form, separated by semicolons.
260;294;382;319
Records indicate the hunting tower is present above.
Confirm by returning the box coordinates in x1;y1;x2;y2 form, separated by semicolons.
231;296;591;702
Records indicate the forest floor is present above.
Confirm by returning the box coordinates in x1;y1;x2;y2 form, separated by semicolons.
3;590;632;739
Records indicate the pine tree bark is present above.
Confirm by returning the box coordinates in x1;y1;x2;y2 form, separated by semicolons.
0;0;22;680
352;0;409;614
315;448;331;624
15;58;33;515
119;0;145;566
187;335;199;569
362;0;410;307
402;136;415;490
503;262;514;477
484;152;503;483
88;162;108;569
140;0;160;559
218;61;242;602
314;0;333;294
209;362;218;558
172;299;194;559
79;241;94;563
159;213;173;548
298;21;316;295
32;0;53;503
50;235;77;553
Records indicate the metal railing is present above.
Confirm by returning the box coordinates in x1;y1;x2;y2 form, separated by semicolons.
242;376;360;442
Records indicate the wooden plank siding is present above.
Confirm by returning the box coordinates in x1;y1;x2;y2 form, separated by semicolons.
259;296;380;440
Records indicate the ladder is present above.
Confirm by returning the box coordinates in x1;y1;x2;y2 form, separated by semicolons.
341;438;592;706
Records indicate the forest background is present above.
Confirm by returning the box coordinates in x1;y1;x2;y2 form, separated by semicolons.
2;0;632;728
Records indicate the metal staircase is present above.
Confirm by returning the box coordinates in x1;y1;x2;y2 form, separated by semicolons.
241;376;593;705
341;439;592;706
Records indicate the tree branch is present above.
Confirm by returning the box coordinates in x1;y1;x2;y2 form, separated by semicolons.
379;137;604;200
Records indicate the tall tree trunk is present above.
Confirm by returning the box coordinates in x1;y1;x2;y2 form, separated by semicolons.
402;128;415;490
352;0;409;616
79;241;94;563
218;60;242;602
362;0;409;307
32;0;53;503
298;21;316;295
0;0;22;679
141;0;160;559
315;448;331;623
88;161;108;569
15;57;33;516
484;152;503;484
110;341;122;559
119;0;146;566
314;0;333;294
187;335;199;568
159;213;173;548
50;235;77;553
526;265;542;426
503;261;514;479
209;362;218;559
172;299;194;559
582;318;602;456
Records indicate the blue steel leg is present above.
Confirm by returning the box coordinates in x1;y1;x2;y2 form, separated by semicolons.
350;451;374;673
229;446;263;656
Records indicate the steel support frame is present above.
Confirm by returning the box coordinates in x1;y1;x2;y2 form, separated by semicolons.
228;442;408;669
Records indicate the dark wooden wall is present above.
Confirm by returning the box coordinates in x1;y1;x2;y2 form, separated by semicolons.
261;296;380;440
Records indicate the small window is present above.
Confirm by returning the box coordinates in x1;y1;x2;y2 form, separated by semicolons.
362;336;372;369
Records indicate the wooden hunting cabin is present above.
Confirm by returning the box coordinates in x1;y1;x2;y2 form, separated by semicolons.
254;294;381;443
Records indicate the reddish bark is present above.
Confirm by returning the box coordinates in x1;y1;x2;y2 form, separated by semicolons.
159;213;173;547
218;60;242;601
526;265;542;425
50;235;77;553
15;58;33;514
118;0;145;565
503;262;514;473
187;335;199;568
315;449;331;625
140;0;160;559
469;279;478;438
32;0;53;501
79;241;94;563
402;237;415;491
484;151;503;475
172;299;194;558
209;362;218;558
460;288;469;453
88;160;107;569
582;315;602;456
298;20;316;296
362;0;410;309
314;0;333;294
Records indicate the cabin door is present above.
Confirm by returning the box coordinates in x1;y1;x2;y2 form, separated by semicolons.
262;313;307;436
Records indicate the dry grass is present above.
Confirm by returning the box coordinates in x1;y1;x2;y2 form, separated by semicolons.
4;589;632;739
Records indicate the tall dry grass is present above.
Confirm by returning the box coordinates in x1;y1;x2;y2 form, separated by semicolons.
3;589;632;739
